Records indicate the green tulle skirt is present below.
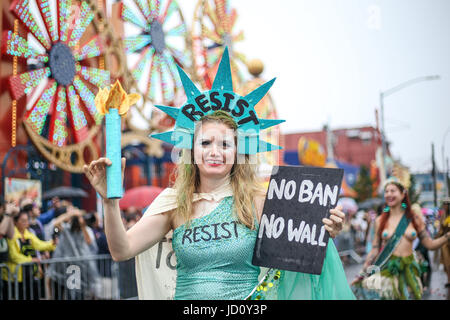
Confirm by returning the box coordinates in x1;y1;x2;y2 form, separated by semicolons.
246;239;356;300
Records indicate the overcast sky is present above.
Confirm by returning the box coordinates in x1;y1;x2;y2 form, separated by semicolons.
178;0;450;174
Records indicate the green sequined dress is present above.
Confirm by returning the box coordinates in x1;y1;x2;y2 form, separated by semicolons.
172;196;355;300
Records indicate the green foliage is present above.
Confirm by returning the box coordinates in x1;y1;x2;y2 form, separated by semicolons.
354;165;373;202
408;175;421;204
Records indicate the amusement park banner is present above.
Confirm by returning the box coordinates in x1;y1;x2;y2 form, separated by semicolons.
4;177;42;206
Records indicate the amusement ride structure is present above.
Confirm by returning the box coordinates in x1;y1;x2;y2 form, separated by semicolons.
0;0;283;202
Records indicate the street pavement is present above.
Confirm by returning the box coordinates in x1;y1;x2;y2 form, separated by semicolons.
342;250;448;300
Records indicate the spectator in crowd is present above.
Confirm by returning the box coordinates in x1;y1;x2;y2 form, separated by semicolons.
125;213;139;230
84;211;112;279
19;199;45;241
124;206;140;219
3;210;55;300
1;202;18;299
43;201;73;242
84;211;108;256
46;206;100;300
120;211;127;229
37;197;62;226
334;209;354;264
0;203;16;259
361;210;370;247
19;199;51;297
437;197;450;299
351;210;369;254
364;205;384;254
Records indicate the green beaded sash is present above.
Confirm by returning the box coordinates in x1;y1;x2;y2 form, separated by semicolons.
372;213;411;271
245;268;281;300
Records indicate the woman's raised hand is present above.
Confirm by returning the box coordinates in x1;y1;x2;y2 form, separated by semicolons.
83;157;126;199
5;202;20;216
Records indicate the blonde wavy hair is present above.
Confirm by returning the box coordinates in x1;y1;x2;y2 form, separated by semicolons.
171;110;264;230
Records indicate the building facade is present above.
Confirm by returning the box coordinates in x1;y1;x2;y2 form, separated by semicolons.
413;172;449;208
282;125;383;168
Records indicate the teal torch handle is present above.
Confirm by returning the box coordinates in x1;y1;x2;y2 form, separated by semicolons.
105;108;123;199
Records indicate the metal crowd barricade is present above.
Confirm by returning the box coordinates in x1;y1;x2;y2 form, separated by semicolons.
1;254;139;300
335;230;364;264
1;263;13;300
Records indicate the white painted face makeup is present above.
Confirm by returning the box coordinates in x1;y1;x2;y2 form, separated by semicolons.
193;122;237;179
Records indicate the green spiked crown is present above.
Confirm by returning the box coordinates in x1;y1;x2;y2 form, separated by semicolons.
150;47;285;154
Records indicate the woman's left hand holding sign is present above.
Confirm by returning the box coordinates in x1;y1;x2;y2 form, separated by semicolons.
322;205;345;238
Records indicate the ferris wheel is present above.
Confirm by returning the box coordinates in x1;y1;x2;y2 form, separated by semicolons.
191;0;247;90
239;59;283;172
2;0;118;173
120;0;192;130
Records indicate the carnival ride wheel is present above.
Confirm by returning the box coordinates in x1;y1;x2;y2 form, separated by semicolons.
239;59;283;171
3;0;121;173
191;0;247;90
120;0;192;132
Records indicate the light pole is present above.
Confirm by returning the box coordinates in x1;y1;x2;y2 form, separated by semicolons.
379;75;441;185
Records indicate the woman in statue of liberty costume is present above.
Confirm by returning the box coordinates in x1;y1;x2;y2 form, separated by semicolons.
83;48;355;300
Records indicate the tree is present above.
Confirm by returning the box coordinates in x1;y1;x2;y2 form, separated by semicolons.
354;165;373;203
408;174;421;205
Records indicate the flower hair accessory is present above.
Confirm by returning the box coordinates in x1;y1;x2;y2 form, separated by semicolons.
150;47;285;154
383;176;406;190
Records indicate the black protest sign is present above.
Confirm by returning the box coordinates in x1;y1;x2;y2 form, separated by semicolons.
252;165;344;274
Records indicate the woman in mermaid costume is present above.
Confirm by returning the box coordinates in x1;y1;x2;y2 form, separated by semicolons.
352;179;450;300
84;49;354;300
